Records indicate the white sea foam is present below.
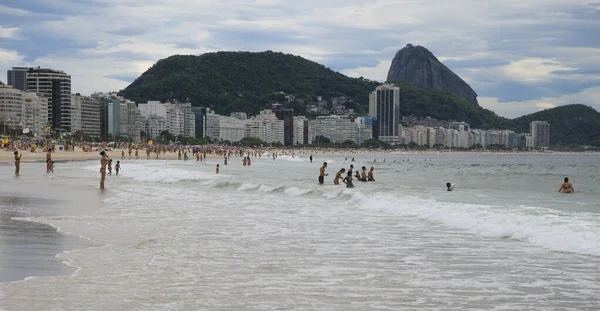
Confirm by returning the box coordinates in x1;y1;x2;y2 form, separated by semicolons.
360;194;600;257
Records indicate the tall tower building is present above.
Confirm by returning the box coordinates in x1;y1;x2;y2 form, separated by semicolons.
530;121;550;148
7;67;29;90
272;104;294;146
17;67;72;132
371;84;401;145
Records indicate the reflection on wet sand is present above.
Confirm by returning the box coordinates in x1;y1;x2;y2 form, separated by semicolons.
0;196;94;283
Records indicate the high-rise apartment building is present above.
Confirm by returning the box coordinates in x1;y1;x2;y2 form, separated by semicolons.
16;67;72;132
138;101;195;138
71;94;101;138
293;116;310;145
6;67;28;90
23;92;48;137
0;85;24;132
370;85;401;145
530;121;550;148
272;104;294;146
191;107;209;138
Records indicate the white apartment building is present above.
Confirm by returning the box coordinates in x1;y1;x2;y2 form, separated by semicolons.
138;101;195;138
144;115;167;139
244;111;285;144
219;115;246;142
469;129;486;147
70;94;83;133
293;116;307;145
205;113;221;141
311;115;360;144
0;85;24;131
23;92;48;137
530;121;550;148
245;119;264;141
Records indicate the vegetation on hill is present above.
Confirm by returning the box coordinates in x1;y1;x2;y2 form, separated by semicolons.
513;104;600;146
390;81;514;130
120;51;600;146
121;51;512;130
120;51;379;116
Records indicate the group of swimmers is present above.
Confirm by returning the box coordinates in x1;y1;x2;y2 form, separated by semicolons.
319;162;375;188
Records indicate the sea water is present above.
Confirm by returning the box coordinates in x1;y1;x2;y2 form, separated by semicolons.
1;153;600;310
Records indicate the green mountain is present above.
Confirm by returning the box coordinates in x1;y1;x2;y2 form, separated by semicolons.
392;81;513;130
120;51;600;146
513;104;600;146
120;51;509;129
120;51;379;115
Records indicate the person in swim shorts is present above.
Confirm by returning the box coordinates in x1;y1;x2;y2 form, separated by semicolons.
319;162;328;184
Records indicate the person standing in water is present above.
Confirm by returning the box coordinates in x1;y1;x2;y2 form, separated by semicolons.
334;168;346;185
14;151;22;177
115;161;121;176
100;151;109;190
107;158;113;176
46;150;52;173
368;167;375;181
558;177;574;193
310;155;313;163
360;166;368;182
319;162;328;184
216;164;220;174
343;170;354;188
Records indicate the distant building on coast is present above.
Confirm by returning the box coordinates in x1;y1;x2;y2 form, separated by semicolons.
530;121;550;149
369;84;401;145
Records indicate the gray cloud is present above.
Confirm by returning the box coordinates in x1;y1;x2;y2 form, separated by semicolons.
1;0;599;116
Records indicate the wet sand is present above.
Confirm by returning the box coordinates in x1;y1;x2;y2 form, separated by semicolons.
0;163;102;283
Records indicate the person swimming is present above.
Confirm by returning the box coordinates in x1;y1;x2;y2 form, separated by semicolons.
334;168;346;185
558;177;574;193
446;182;455;191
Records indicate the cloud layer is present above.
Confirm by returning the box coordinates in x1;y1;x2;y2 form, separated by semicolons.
1;0;599;117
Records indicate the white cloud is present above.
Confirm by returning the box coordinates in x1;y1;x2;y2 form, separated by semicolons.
0;26;20;39
479;85;600;118
502;58;577;83
341;61;390;82
1;0;599;117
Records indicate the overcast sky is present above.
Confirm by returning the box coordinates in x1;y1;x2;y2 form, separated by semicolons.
1;0;599;118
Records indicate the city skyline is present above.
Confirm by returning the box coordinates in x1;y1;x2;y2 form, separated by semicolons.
1;0;599;118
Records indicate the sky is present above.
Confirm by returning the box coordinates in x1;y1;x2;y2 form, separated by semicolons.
1;0;599;118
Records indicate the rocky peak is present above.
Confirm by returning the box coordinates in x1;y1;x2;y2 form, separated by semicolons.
387;44;478;104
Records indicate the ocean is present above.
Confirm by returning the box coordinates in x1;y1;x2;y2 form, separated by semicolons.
1;153;599;310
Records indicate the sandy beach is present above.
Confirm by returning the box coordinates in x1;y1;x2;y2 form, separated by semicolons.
0;148;218;164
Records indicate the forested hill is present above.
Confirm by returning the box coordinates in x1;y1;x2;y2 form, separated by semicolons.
120;51;510;129
513;104;600;146
120;51;380;115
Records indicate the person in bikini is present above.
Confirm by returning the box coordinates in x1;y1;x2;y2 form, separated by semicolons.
100;151;109;190
334;168;346;185
558;177;574;193
343;170;354;188
14;151;22;177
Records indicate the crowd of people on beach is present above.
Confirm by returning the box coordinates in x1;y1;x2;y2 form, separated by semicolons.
5;140;576;194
